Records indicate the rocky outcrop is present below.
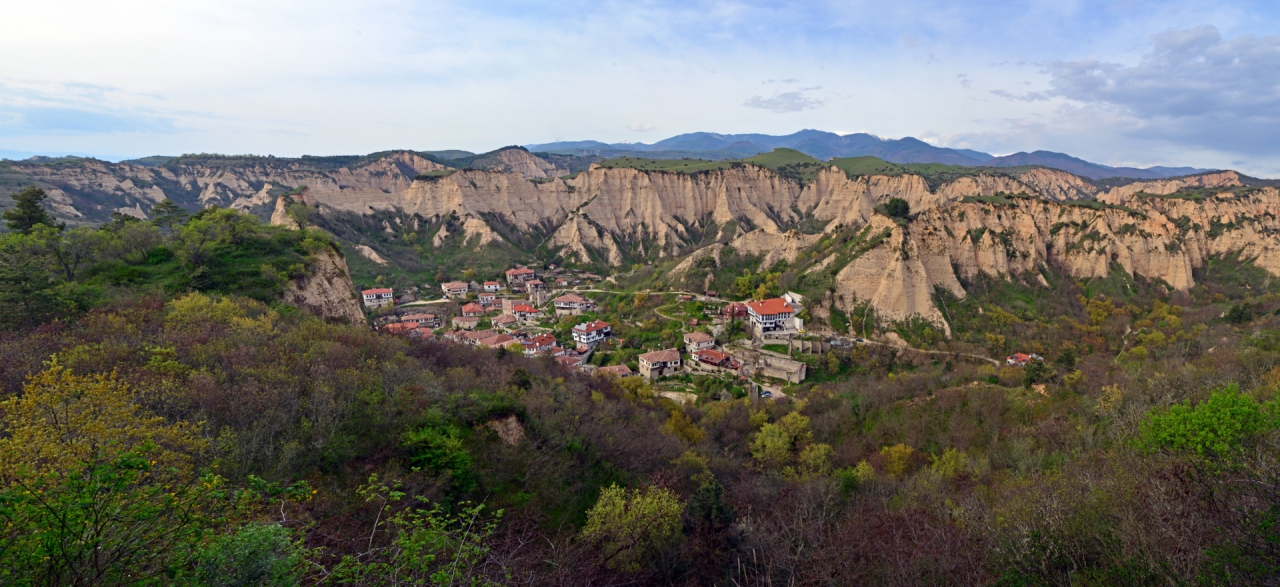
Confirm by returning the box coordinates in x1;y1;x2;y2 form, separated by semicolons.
281;248;365;323
827;188;1280;332
1099;171;1243;206
487;148;569;179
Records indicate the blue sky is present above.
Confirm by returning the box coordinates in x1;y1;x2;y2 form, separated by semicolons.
2;0;1279;174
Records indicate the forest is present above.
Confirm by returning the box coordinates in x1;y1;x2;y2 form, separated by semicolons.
1;186;1279;586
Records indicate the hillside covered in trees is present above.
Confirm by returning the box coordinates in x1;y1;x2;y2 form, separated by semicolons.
2;188;1280;585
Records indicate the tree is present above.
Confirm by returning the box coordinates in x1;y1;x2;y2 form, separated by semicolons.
149;199;188;233
284;202;311;229
0;364;221;585
1139;383;1278;459
882;197;910;220
4;185;60;234
581;484;684;571
1226;303;1253;324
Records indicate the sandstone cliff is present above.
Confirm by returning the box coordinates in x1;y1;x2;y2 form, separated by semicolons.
281;247;366;323
822;188;1280;332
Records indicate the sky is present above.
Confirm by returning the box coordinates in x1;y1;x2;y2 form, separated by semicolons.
2;0;1280;175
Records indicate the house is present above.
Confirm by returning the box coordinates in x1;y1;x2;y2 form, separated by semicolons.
361;288;394;308
597;364;635;378
491;314;518;330
705;290;718;298
476;333;516;348
694;349;739;370
522;333;557;355
571;320;612;345
683;331;715;353
441;281;469;298
638;349;682;380
555;277;571;287
510;303;541;321
505;267;536;291
460;303;486;317
782;291;806;308
553;293;595;316
525;279;547;293
401;313;440;328
1006;353;1044;366
452;316;480;330
483;281;503;292
746;298;795;334
477;292;497;307
555;355;583;369
722;302;748;319
409;327;435;340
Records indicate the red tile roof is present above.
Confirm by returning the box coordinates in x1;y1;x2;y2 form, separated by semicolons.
461;303;484;313
512;304;537;314
554;293;588;304
506;267;535;276
683;331;714;343
597;364;633;376
573;320;611;333
746;298;794;316
442;281;468;289
362;288;393;295
694;349;731;363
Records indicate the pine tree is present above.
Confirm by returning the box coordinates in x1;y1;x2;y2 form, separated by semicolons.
148;199;187;233
4;185;60;234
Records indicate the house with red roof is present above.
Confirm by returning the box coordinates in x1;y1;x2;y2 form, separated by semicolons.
460;303;486;317
522;333;557;355
553;293;595;316
683;331;715;353
571;320;612;345
361;288;394;308
693;349;740;370
596;364;635;378
483;281;503;293
722;302;747;319
746;298;795;334
441;281;469;298
505;267;536;291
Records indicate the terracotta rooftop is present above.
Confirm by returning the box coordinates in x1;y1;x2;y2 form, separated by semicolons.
597;364;633;376
554;293;588;304
683;331;714;343
746;298;794;316
442;281;468;289
573;320;611;333
362;288;393;295
639;349;681;363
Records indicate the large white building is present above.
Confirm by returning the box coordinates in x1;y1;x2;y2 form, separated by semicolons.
746;298;796;333
361;288;394;308
571;320;612;345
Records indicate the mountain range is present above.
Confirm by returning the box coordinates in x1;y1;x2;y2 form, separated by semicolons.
526;130;1211;181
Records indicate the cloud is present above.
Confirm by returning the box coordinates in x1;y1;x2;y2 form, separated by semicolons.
990;89;1050;102
627;122;655;132
0;81;176;137
743;90;823;113
1041;25;1280;154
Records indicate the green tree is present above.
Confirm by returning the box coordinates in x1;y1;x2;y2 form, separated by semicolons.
149;199;188;234
581;484;684;572
3;185;60;234
1139;383;1278;459
882;197;910;219
1022;359;1050;387
192;524;305;587
1226;303;1253;324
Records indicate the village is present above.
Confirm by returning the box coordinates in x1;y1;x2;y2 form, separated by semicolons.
357;264;830;403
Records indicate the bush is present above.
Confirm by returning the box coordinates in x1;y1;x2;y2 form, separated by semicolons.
1138;383;1279;459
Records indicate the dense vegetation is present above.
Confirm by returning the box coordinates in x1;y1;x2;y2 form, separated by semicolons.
4;186;1280;585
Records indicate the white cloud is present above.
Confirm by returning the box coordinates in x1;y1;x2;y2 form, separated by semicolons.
627;122;655;132
743;90;823;113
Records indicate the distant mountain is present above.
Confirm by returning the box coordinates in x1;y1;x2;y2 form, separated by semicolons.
528;129;993;167
528;131;1214;180
985;151;1212;180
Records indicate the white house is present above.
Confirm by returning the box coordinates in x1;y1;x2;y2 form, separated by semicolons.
746;298;795;334
441;281;469;298
571;320;612;345
683;331;715;353
362;288;394;308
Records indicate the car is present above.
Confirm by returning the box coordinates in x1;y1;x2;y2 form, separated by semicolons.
759;391;773;398
854;338;864;343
